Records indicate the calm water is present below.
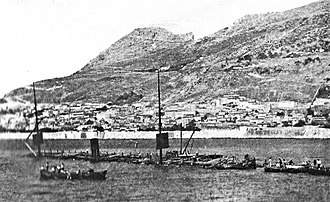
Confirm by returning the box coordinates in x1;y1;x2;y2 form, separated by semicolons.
0;138;329;201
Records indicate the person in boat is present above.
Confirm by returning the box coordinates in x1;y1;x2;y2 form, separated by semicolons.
313;159;317;167
247;157;256;168
59;163;65;173
283;159;287;168
50;166;57;173
316;159;322;169
224;156;228;164
288;159;294;165
263;159;268;167
57;164;61;172
241;154;248;166
268;157;272;167
229;156;236;164
278;158;283;168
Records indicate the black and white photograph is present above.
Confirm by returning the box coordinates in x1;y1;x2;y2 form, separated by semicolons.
0;0;329;201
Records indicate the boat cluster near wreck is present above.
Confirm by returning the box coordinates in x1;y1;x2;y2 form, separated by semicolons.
38;149;330;181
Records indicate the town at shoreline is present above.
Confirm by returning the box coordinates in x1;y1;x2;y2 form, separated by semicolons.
1;94;330;137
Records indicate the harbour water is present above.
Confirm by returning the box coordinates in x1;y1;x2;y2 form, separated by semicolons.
0;138;329;201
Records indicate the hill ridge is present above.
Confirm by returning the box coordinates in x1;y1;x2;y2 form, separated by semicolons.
5;0;330;105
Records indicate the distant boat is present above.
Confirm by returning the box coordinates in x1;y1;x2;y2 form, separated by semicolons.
264;165;330;176
264;165;307;174
40;169;68;180
214;162;256;170
40;168;107;180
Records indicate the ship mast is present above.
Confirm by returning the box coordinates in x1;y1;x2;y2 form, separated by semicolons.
157;69;162;164
24;82;42;158
33;83;42;157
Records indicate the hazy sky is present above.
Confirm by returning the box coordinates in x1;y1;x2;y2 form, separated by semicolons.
0;0;318;98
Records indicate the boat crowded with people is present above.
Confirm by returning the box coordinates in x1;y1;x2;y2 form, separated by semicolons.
264;165;307;174
263;157;330;176
40;168;107;180
263;157;306;173
40;163;107;180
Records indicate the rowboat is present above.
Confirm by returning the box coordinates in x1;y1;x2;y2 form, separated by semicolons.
214;162;256;170
264;165;306;174
40;169;69;180
40;168;107;180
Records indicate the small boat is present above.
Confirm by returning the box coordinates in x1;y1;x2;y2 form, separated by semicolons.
306;167;330;176
197;154;257;170
214;162;256;170
40;168;107;180
40;169;70;180
264;165;306;174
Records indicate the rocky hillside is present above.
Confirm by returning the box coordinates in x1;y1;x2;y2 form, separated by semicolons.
5;0;330;105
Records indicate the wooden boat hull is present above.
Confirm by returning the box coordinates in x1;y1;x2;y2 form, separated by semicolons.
307;168;330;176
40;169;107;180
264;166;306;174
69;170;107;180
82;170;107;180
40;169;69;180
214;164;256;170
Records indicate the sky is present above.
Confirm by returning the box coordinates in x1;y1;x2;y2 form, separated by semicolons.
0;0;318;98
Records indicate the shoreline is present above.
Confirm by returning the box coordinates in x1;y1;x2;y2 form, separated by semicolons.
0;126;329;139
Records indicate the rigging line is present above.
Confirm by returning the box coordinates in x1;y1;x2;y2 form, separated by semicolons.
190;139;194;154
24;142;37;157
24;125;36;142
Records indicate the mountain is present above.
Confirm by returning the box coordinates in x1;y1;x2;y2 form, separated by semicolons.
5;0;330;105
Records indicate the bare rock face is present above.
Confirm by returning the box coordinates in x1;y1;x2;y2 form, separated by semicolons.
5;0;330;105
82;27;195;72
